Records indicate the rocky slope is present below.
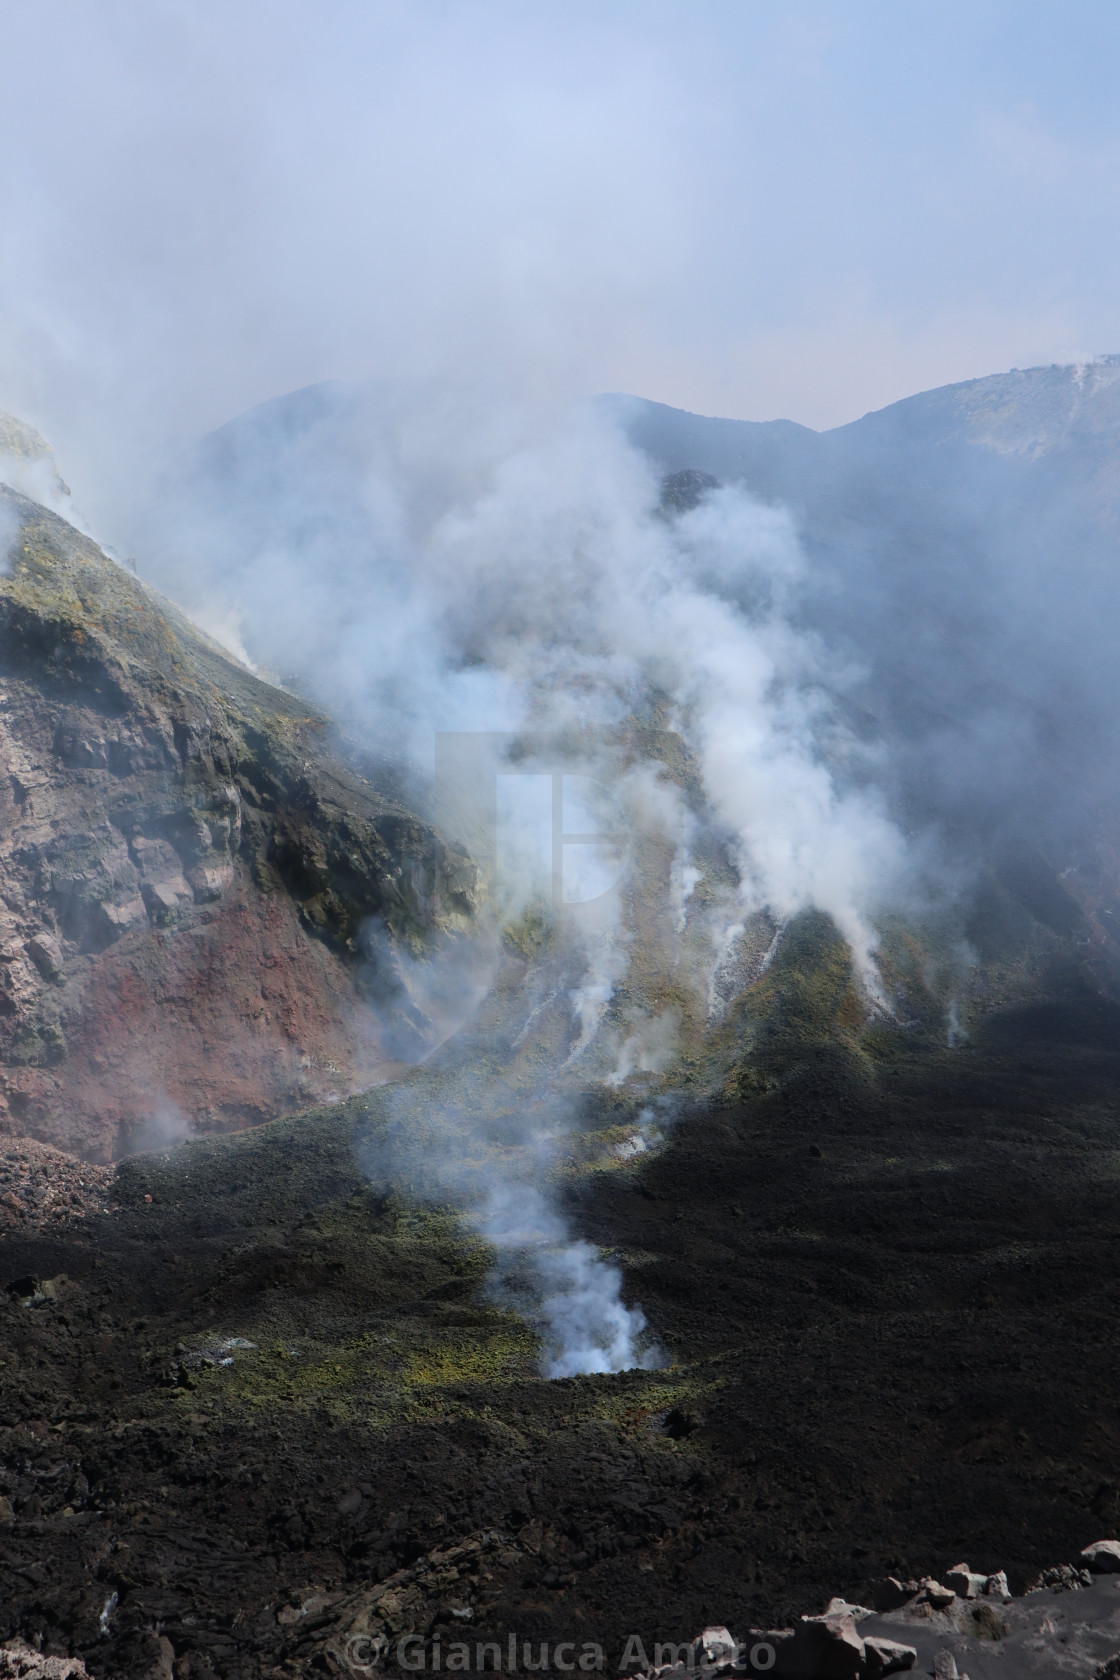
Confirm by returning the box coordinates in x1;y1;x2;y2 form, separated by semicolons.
3;373;1120;1677
0;481;475;1160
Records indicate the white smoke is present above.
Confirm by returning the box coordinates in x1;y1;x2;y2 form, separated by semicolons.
430;407;907;967
133;386;914;1378
145;391;906;954
128;1096;191;1153
0;498;19;575
605;1009;681;1089
480;1184;659;1378
0;451;70;520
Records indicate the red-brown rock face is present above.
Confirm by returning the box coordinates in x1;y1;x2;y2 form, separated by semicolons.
0;485;475;1160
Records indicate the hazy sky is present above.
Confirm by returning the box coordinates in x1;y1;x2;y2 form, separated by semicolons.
2;0;1120;485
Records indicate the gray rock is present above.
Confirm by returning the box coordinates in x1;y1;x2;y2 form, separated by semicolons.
932;1654;958;1680
822;1597;874;1622
0;1643;89;1679
772;1612;864;1678
871;1578;916;1614
26;932;62;977
1082;1540;1120;1573
1027;1562;1093;1591
863;1639;916;1678
944;1564;986;1599
922;1580;956;1610
699;1627;737;1669
983;1570;1010;1599
147;1636;175;1680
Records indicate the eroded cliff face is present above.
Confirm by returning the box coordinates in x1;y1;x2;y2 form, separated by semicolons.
0;484;475;1160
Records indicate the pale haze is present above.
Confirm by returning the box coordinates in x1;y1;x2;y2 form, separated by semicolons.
2;0;1119;528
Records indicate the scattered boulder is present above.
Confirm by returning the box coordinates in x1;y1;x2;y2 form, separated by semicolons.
871;1579;916;1614
648;1623;917;1680
863;1640;916;1678
773;1611;864;1678
699;1628;737;1669
25;933;62;978
146;1636;175;1680
983;1570;1010;1599
932;1655;961;1680
823;1598;874;1622
1027;1562;1093;1592
1082;1540;1120;1573
187;859;235;901
943;1564;986;1600
922;1580;956;1611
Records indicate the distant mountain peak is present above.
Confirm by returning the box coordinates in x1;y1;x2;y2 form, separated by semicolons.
842;354;1120;459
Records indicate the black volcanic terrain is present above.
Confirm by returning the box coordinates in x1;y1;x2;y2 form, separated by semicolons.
3;366;1120;1678
3;951;1120;1675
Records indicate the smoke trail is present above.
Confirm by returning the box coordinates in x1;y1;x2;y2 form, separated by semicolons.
480;1184;659;1378
142;388;908;953
127;1096;191;1154
126;387;916;1374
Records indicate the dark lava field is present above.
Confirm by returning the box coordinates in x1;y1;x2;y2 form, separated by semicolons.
3;943;1120;1676
6;364;1120;1678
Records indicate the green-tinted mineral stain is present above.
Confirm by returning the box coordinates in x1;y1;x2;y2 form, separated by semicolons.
400;1326;540;1389
591;1372;725;1448
549;1126;667;1181
208;1318;540;1430
502;904;554;961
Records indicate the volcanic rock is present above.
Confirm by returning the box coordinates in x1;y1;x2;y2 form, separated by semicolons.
862;1638;916;1677
1028;1562;1095;1591
0;1646;88;1680
871;1580;916;1614
1084;1541;1120;1573
699;1627;738;1667
0;1137;115;1225
822;1598;874;1621
0;482;476;1158
942;1565;985;1600
773;1611;865;1677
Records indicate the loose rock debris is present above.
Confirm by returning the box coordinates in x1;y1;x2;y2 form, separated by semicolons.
0;1141;116;1229
631;1545;1120;1679
0;1646;89;1680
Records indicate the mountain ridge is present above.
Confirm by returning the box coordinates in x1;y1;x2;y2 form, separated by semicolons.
0;481;475;1159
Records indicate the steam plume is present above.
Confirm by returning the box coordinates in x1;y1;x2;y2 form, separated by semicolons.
157;384;910;1374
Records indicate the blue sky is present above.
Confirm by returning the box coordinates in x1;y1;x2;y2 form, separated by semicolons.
2;0;1120;476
